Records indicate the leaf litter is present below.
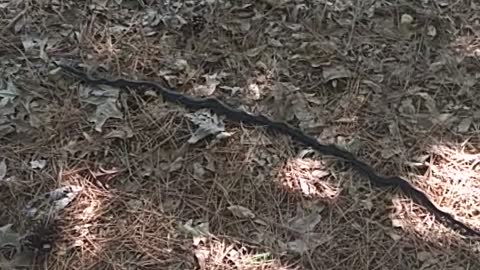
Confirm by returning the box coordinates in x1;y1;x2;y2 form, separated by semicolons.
0;224;35;270
228;205;256;219
0;160;6;182
24;185;83;221
185;109;229;144
180;219;211;246
193;73;223;96
29;159;47;170
78;83;124;132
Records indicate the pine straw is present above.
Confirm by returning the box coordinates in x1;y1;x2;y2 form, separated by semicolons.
3;103;479;269
1;1;480;269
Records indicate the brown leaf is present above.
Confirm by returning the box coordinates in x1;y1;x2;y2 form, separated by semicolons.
457;117;472;133
0;160;6;182
193;83;218;96
268;38;283;47
192;162;206;179
391;218;404;228
245;45;267;57
398;98;416;115
168;157;184;173
194;247;210;270
228;205;255;219
103;126;134;139
322;65;352;81
427;25;437;37
14;14;26;33
288;211;322;233
388;232;402;241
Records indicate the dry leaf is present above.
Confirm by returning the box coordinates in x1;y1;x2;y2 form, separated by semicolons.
193;73;221;96
103;126;134;139
245;45;267;57
438;0;449;7
433;113;457;127
415;92;437;113
180;219;210;245
194;247;210;270
381;148;401;159
30;159;46;169
185;110;225;144
0;224;19;247
417;251;433;262
89;100;124;132
14;14;26;33
192;162;206;179
322;65;352;81
239;21;251;32
427;25;437;37
168;157;184;173
457;117;472;133
173;59;189;71
0;80;18;103
0;160;6;181
246;82;261;100
180;220;210;236
24;185;83;220
79;84;120;105
311;169;330;178
388;232;402;241
473;111;480;120
398;98;416;115
400;14;414;24
127;199;143;209
288;211;322;233
79;84;123;132
47;186;83;211
228;205;255;219
391;218;404;228
268;38;283;47
286;239;308;254
417;251;439;266
253;218;267;226
21;34;39;52
282;233;331;254
399;14;415;38
363;199;374;211
0;223;34;270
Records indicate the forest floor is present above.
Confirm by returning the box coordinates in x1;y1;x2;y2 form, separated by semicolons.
1;1;480;269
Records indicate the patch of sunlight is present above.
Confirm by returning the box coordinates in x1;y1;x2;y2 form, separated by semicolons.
192;239;297;270
275;157;342;203
390;141;480;243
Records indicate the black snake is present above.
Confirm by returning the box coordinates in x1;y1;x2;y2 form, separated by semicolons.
55;62;480;238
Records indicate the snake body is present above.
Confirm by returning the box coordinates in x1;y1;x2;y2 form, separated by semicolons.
56;63;480;238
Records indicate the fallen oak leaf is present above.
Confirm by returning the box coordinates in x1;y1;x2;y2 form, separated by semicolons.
228;205;255;219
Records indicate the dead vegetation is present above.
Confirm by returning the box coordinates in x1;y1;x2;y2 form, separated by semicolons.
1;0;480;269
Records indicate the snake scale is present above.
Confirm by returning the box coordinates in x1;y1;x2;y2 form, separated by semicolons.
55;62;480;238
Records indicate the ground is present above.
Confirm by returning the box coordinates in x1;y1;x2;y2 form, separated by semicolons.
1;0;480;269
